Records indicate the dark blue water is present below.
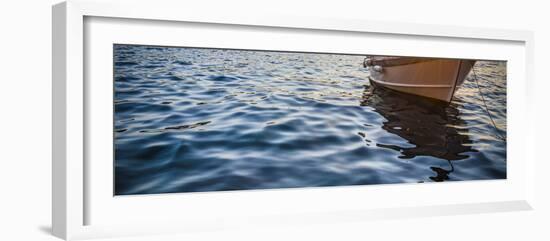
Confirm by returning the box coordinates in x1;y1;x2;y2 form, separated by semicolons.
114;44;506;195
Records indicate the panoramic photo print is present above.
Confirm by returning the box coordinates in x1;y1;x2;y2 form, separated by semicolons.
113;44;507;195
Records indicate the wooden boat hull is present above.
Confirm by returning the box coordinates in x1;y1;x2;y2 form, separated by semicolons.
368;58;475;102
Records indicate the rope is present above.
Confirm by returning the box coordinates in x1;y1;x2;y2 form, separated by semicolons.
471;67;506;141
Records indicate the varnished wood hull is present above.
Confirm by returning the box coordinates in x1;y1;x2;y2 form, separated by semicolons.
368;58;475;102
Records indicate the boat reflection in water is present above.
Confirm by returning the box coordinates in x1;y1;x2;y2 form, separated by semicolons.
360;84;477;182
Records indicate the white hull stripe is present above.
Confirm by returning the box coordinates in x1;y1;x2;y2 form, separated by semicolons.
370;78;453;88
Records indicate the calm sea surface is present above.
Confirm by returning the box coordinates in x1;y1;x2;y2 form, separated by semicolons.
114;44;507;195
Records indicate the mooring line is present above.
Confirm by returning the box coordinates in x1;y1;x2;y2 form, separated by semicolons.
471;67;506;142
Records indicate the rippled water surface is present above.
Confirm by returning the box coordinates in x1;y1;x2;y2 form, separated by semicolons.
114;44;507;195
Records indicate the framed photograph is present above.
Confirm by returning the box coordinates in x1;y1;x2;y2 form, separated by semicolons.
52;0;535;240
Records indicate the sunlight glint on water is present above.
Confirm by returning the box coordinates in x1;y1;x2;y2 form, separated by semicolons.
114;45;507;195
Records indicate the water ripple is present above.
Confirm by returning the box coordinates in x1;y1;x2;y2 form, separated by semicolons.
114;44;507;195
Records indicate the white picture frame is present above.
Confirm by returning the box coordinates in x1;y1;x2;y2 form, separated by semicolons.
52;0;535;240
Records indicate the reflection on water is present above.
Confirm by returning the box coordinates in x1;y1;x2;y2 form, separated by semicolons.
360;85;476;181
114;45;506;195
